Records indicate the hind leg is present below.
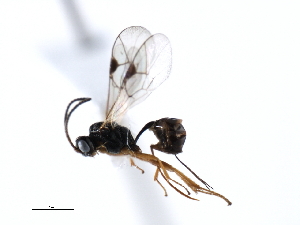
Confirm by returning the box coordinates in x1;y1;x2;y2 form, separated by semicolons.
151;146;191;195
153;167;168;196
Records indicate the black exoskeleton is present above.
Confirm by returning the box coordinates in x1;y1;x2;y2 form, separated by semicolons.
135;118;186;154
76;122;140;157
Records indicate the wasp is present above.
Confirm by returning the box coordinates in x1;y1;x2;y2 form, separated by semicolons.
64;26;231;205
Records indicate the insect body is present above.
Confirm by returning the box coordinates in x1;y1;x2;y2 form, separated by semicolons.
77;121;139;155
65;26;171;156
64;26;231;205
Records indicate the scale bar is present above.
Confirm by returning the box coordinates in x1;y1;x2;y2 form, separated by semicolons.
32;209;74;210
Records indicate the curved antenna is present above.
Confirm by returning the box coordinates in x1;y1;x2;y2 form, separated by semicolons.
64;98;92;150
175;155;213;190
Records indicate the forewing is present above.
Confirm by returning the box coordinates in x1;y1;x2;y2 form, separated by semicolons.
126;33;172;104
106;27;172;123
107;26;152;116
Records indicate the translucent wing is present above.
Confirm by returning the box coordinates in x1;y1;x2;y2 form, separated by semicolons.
106;26;172;124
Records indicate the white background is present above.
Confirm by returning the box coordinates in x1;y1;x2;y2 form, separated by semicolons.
1;0;299;224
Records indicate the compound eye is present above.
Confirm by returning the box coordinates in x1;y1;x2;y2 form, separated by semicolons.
75;136;94;156
77;139;90;153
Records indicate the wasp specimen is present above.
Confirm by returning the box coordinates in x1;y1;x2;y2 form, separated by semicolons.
64;26;231;205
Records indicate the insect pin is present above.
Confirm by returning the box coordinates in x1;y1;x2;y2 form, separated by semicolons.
64;26;231;205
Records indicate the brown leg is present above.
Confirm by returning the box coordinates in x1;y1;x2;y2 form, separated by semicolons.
130;158;144;174
151;146;190;195
154;167;168;196
131;151;231;205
